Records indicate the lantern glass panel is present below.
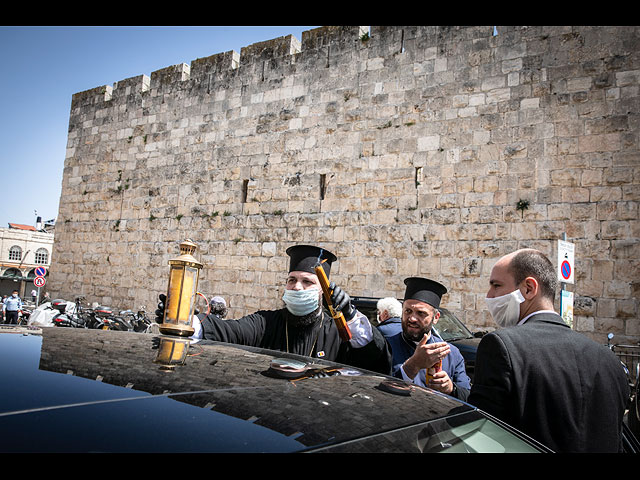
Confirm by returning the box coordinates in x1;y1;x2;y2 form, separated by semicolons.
165;265;199;326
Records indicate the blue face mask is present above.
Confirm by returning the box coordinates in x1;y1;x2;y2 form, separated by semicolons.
282;288;321;316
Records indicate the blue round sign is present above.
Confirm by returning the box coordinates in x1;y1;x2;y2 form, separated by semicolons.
561;260;571;280
35;266;47;277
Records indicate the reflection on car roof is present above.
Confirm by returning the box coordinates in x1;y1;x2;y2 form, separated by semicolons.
1;327;470;452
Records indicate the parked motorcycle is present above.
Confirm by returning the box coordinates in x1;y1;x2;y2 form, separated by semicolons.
118;307;152;333
51;297;156;333
93;305;133;331
17;305;33;325
52;297;101;329
51;298;84;328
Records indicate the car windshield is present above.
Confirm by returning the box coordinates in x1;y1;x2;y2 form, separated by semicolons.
434;309;473;342
415;411;541;453
309;409;544;453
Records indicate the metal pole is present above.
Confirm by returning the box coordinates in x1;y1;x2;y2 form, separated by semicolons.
562;233;567;293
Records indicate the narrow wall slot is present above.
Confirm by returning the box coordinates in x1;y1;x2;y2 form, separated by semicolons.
242;179;249;203
320;174;327;200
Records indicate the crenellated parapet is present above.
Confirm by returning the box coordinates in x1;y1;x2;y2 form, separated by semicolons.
70;26;372;111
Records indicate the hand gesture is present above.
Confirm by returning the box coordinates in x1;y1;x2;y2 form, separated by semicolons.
414;335;450;369
403;334;450;381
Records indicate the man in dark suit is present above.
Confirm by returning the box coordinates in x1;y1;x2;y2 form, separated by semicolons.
468;249;629;453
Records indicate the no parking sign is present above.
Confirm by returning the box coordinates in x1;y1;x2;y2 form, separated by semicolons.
34;266;47;289
557;240;575;284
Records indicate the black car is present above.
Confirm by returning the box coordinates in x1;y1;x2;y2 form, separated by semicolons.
0;324;555;453
352;297;484;381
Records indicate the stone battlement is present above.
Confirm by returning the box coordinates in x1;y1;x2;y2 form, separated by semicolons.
71;27;373;108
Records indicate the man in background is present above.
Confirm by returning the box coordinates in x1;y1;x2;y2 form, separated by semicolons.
376;297;403;337
3;290;22;324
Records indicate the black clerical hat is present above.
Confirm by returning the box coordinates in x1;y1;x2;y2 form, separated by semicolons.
286;245;337;277
403;277;447;308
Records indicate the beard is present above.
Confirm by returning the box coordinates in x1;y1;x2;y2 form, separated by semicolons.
402;323;431;343
283;303;323;327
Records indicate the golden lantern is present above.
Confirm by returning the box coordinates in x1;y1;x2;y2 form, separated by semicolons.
154;337;190;368
159;239;203;337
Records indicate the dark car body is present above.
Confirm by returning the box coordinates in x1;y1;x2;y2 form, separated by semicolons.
0;325;554;453
352;297;484;381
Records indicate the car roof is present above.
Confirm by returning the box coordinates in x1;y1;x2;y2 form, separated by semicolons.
0;326;472;453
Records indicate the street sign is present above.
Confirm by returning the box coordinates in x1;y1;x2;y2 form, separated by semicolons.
561;260;571;280
560;290;574;328
35;266;47;277
34;276;46;288
557;240;575;284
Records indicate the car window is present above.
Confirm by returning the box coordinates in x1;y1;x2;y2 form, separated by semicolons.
308;409;545;453
312;410;549;453
415;413;541;453
434;310;473;341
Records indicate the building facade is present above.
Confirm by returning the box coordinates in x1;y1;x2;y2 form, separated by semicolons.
0;221;54;301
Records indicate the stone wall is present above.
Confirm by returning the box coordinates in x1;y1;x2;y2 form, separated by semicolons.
51;26;640;343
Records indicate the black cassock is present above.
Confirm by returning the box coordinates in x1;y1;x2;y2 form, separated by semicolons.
198;308;392;375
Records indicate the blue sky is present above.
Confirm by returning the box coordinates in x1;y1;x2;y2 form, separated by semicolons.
0;26;318;229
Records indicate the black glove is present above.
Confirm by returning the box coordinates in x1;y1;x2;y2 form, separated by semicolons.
329;282;356;320
154;294;166;323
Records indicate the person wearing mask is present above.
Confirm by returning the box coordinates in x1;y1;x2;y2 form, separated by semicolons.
386;277;471;400
3;290;23;325
468;248;629;452
376;297;403;338
156;245;392;375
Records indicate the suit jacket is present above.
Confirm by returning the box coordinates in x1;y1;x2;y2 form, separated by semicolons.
468;312;629;452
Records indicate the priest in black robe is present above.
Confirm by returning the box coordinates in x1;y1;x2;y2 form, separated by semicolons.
158;245;392;375
386;277;471;400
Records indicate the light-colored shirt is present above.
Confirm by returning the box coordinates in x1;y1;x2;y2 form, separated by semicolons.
3;296;22;311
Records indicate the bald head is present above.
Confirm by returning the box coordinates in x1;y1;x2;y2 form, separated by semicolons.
508;249;557;302
488;248;557;320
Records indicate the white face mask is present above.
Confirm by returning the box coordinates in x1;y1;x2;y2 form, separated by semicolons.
485;289;525;328
282;288;321;316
